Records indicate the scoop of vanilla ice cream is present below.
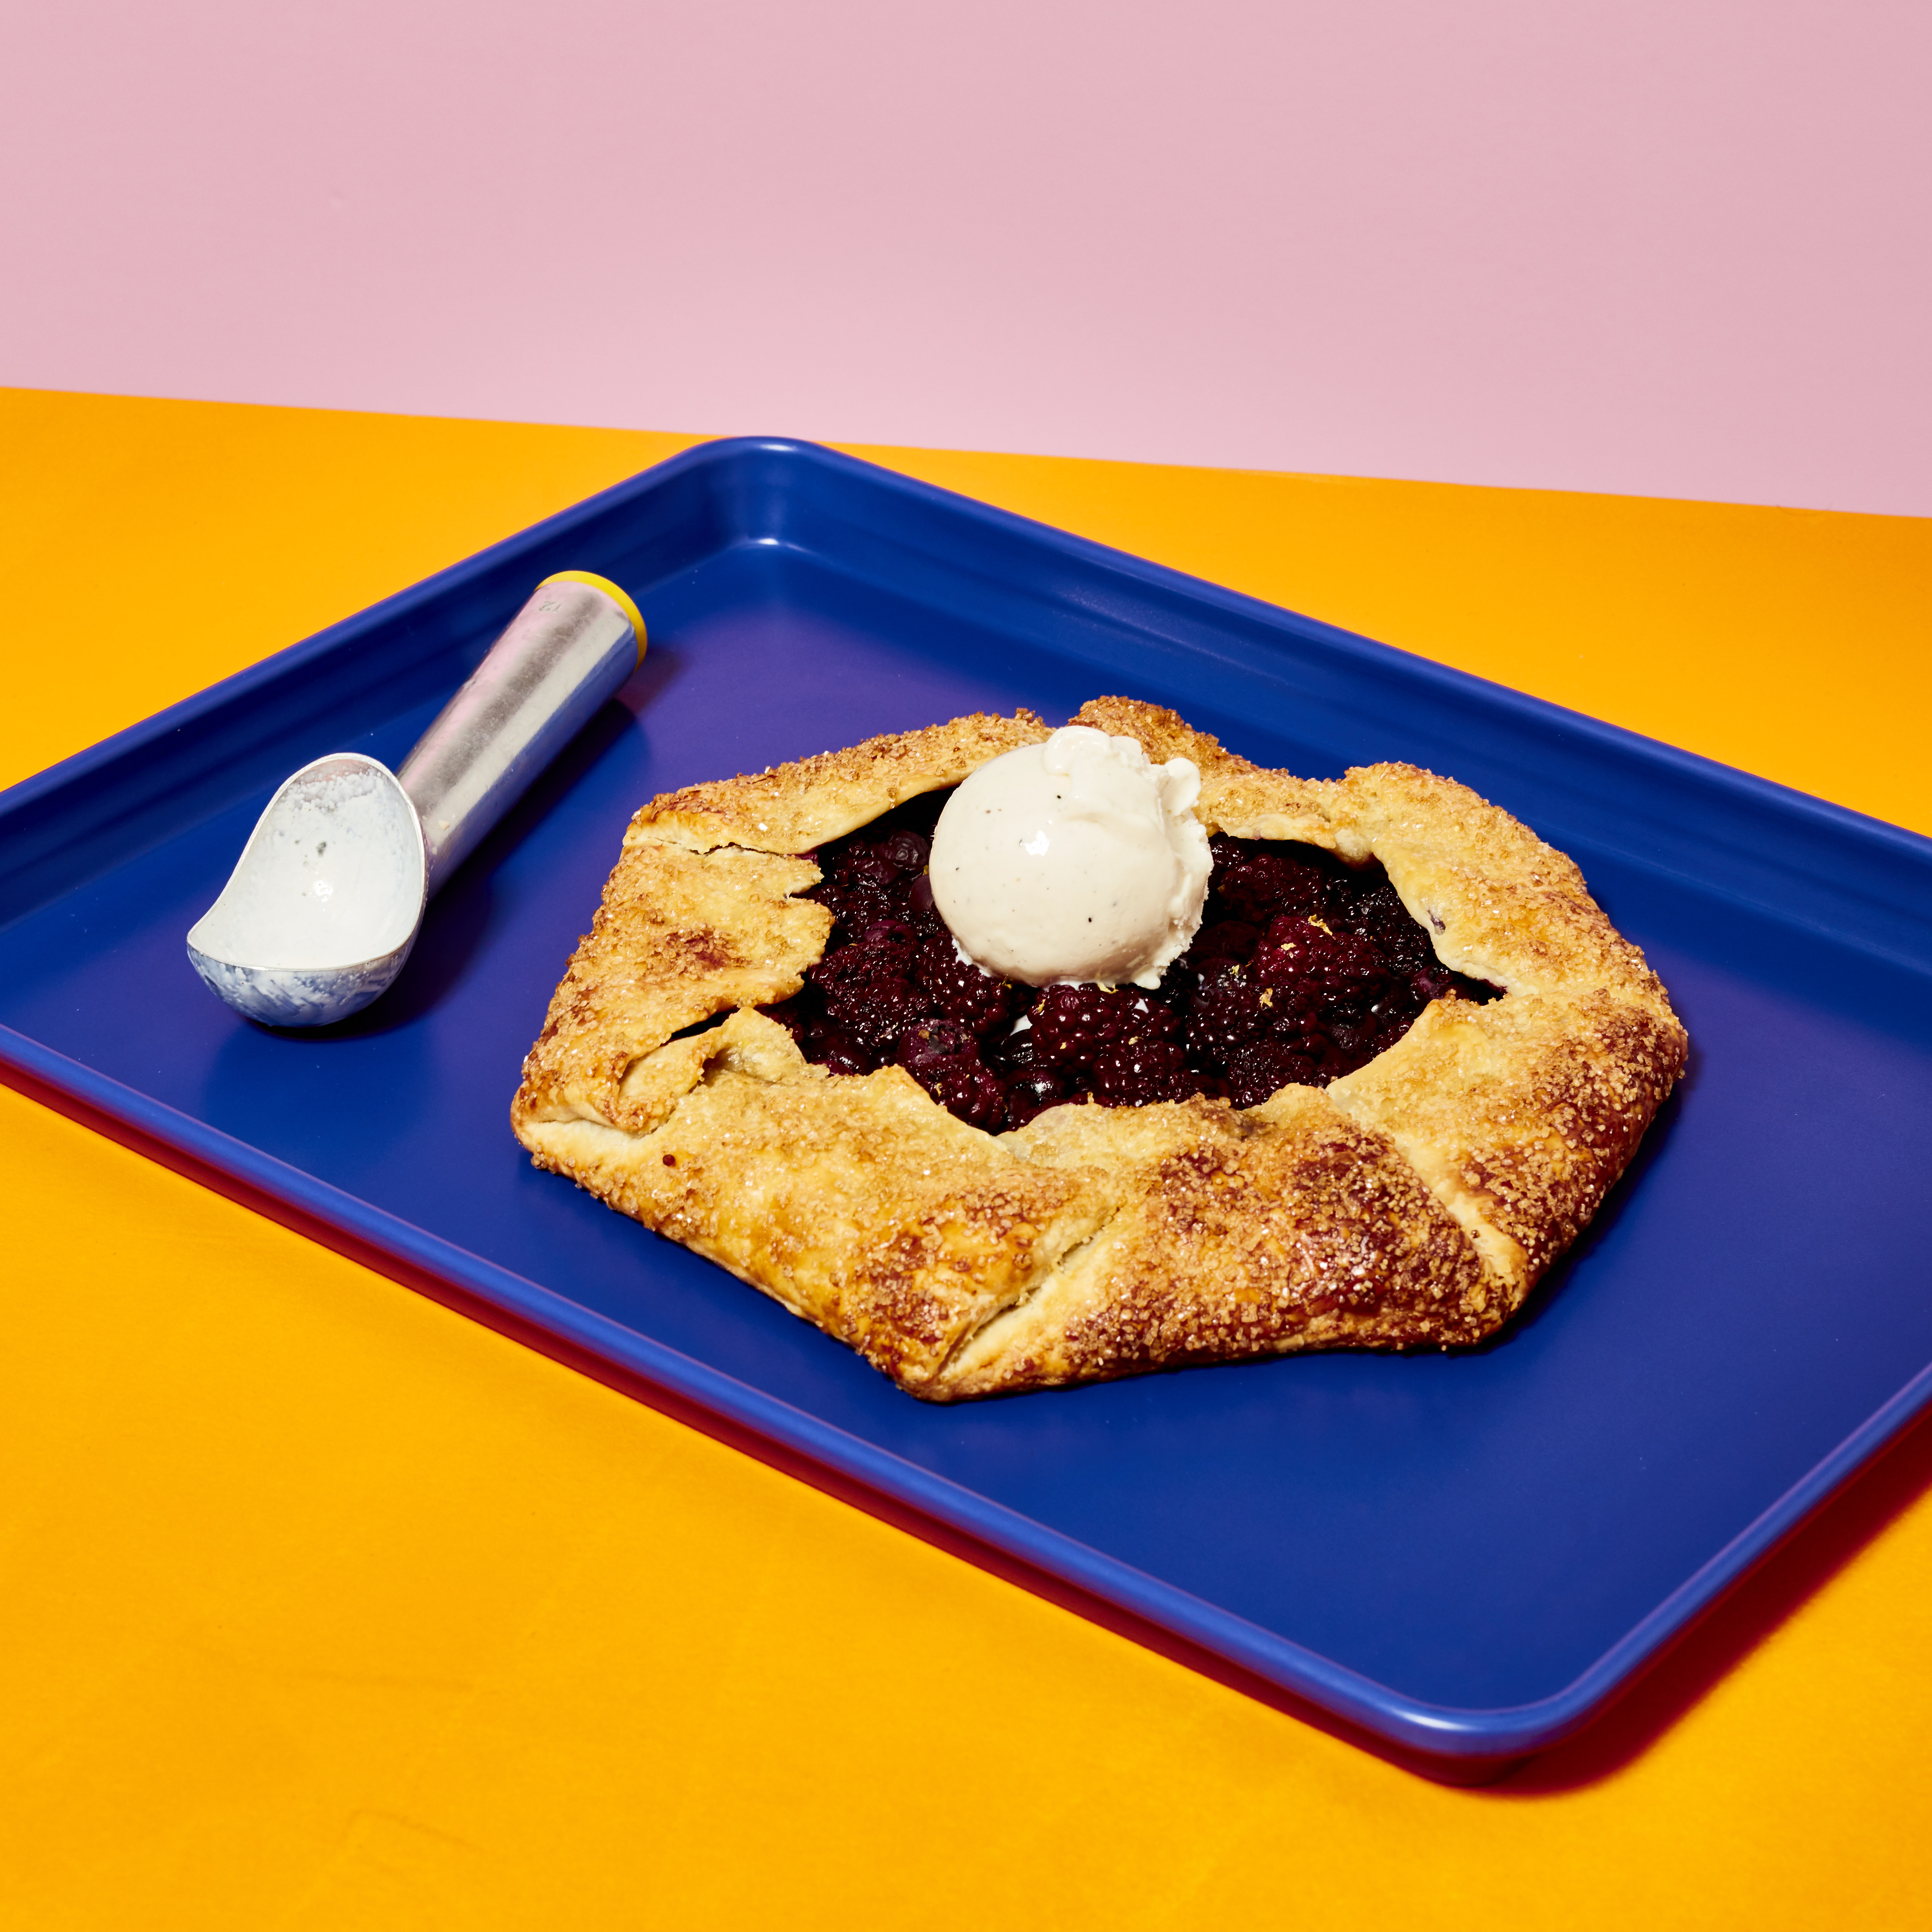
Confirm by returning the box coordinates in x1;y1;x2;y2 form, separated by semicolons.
929;725;1211;989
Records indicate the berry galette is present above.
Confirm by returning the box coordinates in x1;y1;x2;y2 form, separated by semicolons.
512;698;1686;1400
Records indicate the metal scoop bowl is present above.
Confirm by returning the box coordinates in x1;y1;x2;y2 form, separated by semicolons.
187;570;643;1028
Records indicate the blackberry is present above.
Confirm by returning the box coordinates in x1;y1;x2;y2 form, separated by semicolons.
1091;1037;1192;1106
1118;991;1181;1043
1223;1038;1318;1107
1028;983;1135;1066
807;944;927;1059
811;875;895;942
894;1020;1009;1128
1186;965;1273;1065
858;918;919;971
1252;915;1388;1012
806;934;901;1000
880;829;930;872
915;934;1020;1036
1001;1068;1069;1128
1209;836;1334;924
812;1030;875;1078
1338;881;1434;974
847;979;929;1059
911;1052;1008;1132
1325;1008;1410;1069
1266;987;1332;1060
984;1021;1043;1074
896;1019;966;1064
846;842;904;887
809;839;917;938
1184;918;1262;967
935;1059;1012;1128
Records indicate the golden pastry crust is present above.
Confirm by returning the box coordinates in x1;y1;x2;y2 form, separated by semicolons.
513;698;1688;1399
521;1010;1118;1394
518;843;829;1130
944;1086;1496;1398
626;709;1052;856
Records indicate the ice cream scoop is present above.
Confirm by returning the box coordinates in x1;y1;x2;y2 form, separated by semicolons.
929;725;1211;988
186;570;643;1027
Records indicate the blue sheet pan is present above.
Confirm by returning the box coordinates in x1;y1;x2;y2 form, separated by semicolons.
5;439;1931;1777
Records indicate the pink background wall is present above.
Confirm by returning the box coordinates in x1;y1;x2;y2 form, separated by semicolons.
3;0;1928;514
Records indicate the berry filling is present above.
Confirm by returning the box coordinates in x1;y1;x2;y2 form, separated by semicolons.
759;790;1499;1133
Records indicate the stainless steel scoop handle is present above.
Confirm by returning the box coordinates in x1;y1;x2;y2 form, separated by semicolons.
400;573;643;897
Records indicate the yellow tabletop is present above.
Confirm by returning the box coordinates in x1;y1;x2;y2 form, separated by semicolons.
4;388;1931;1929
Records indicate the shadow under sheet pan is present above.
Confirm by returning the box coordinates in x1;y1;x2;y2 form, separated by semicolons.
5;438;1932;1780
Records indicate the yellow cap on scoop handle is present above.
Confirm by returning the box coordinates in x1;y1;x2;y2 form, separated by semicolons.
538;570;647;664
